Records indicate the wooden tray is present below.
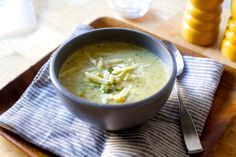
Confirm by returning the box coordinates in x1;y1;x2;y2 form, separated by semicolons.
1;16;236;157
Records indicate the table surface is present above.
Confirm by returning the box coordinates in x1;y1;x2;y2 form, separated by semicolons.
1;0;236;156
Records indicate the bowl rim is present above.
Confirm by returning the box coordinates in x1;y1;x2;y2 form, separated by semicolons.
49;27;177;109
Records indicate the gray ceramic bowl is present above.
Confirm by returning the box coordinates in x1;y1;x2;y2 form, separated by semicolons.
49;28;176;130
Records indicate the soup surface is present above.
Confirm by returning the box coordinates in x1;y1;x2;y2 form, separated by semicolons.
59;42;168;104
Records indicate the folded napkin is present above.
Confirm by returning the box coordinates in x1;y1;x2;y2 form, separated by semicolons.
0;25;224;157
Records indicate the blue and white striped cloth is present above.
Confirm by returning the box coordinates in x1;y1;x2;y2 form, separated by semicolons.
0;25;224;157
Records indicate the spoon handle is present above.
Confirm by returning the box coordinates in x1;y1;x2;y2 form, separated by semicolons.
175;79;203;154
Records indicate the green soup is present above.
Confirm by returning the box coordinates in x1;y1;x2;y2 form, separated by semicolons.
59;42;168;104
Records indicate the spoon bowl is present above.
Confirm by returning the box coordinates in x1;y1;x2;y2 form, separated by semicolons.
161;40;184;76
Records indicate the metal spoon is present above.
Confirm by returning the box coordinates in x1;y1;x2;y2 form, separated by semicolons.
161;40;203;154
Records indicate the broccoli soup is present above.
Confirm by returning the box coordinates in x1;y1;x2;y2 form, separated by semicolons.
59;42;168;104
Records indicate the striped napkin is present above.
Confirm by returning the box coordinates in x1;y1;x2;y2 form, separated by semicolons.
0;25;224;157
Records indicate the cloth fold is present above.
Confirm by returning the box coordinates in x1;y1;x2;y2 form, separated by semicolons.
0;25;224;157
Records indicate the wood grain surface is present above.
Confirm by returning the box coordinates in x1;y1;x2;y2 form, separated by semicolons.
1;0;236;157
